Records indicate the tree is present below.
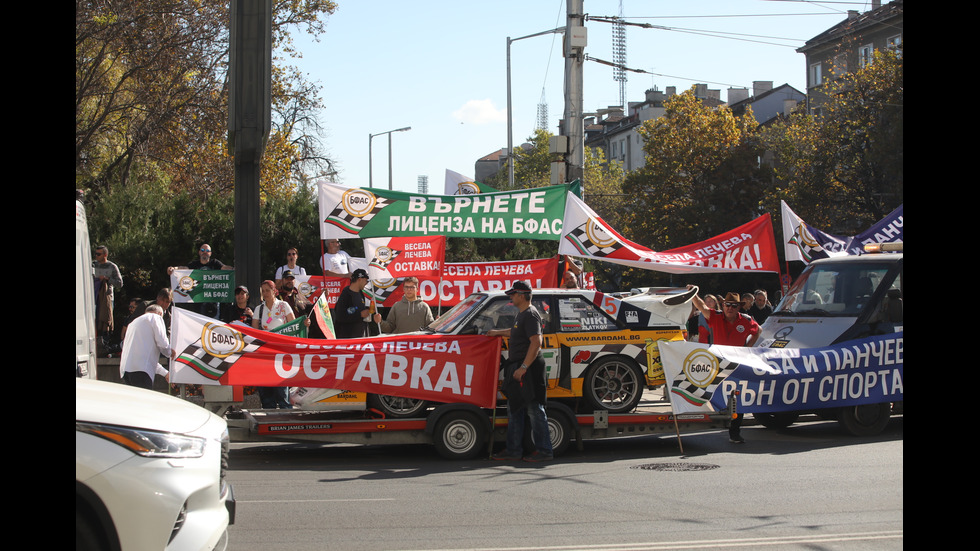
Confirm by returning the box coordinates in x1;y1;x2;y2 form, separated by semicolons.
763;46;903;232
76;0;338;198
622;88;772;252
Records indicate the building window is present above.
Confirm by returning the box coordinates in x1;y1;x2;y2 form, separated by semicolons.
858;44;874;68
887;35;902;57
809;62;823;87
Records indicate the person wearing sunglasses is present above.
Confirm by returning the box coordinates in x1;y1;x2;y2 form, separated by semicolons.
689;287;761;443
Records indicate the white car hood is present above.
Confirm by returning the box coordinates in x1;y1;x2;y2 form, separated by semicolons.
76;378;213;435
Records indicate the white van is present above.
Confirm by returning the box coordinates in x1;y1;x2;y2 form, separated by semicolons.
76;200;98;378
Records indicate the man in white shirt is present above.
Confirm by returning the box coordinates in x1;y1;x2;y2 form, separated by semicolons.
320;239;352;277
119;305;173;390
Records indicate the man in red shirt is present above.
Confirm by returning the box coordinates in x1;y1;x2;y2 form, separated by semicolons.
690;289;760;443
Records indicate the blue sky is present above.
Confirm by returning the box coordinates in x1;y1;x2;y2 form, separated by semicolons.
289;1;885;194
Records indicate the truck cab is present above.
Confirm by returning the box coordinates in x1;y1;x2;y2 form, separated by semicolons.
756;243;903;435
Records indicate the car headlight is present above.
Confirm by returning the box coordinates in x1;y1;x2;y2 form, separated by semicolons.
76;422;207;458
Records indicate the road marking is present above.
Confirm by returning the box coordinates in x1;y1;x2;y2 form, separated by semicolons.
391;531;903;551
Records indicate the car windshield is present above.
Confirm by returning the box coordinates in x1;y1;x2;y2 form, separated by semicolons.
774;261;896;316
426;294;487;334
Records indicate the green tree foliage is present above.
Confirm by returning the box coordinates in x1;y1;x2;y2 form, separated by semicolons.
622;89;772;252
762;47;903;232
86;182;321;313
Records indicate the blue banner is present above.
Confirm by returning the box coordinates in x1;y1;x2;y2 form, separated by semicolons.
660;333;904;414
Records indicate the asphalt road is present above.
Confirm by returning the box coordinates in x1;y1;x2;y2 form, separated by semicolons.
226;415;903;551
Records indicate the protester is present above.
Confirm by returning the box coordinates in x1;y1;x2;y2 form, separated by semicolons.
320;239;352;277
119;305;172;390
277;270;310;318
689;288;760;443
380;277;434;334
334;269;381;338
93;245;123;342
748;289;773;324
167;243;233;319
488;281;553;462
123;288;173;340
252;280;295;409
222;285;254;326
275;247;306;287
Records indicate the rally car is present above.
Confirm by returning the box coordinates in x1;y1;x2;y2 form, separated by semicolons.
422;287;695;414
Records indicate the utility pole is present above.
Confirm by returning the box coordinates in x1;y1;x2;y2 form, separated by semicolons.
563;0;586;186
228;0;271;304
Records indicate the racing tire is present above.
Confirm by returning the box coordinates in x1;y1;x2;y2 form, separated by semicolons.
753;412;800;429
432;410;488;460
838;402;891;436
583;356;645;414
367;394;430;418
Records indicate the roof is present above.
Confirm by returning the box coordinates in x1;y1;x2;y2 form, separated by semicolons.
797;0;903;54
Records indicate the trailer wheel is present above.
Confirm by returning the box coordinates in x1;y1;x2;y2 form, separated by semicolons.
583;356;644;413
753;412;799;429
546;407;573;456
368;394;429;418
432;411;487;460
838;403;891;436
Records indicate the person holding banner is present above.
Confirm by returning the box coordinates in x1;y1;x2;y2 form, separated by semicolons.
488;281;553;462
334;269;381;339
119;305;173;390
380;277;433;334
167;243;233;319
690;289;761;443
252;280;298;409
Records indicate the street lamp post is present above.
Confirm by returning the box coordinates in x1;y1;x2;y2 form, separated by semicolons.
507;27;564;189
369;126;411;189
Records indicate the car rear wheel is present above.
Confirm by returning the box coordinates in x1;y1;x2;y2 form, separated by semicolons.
583;356;644;414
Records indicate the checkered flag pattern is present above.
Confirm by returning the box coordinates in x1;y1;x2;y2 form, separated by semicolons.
324;196;393;234
366;278;404;304
369;249;401;271
176;335;265;381
670;358;738;408
564;223;621;257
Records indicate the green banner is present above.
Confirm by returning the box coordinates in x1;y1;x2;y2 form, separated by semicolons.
270;315;308;338
319;181;582;241
171;269;235;303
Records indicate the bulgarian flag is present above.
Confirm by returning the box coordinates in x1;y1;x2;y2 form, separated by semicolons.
312;291;336;339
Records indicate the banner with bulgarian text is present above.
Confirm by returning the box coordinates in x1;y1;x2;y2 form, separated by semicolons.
303;257;559;308
364;235;446;281
560;193;779;273
782;201;904;264
170;307;502;408
318;180;581;241
170;269;235;303
659;333;904;415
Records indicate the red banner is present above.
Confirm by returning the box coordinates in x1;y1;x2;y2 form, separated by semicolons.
303;256;559;308
656;214;780;272
365;235;446;279
172;308;501;408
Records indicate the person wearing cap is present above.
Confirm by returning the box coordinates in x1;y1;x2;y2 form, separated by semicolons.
222;285;254;326
334;269;382;339
488;281;554;462
689;287;761;443
277;270;310;317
